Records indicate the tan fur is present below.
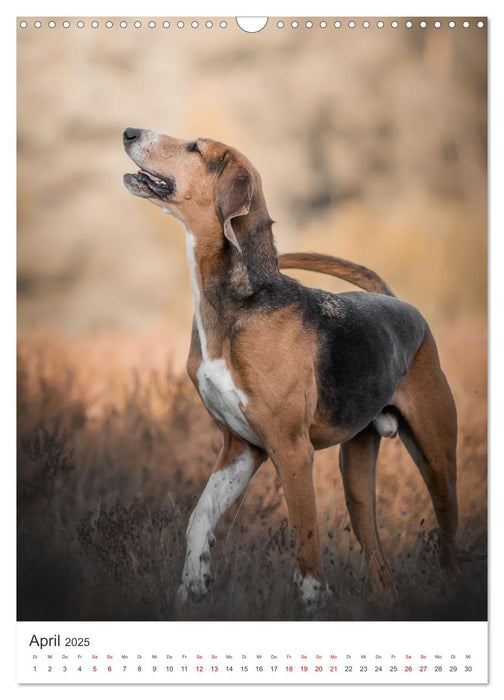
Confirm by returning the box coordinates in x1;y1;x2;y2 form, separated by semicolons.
123;129;458;603
278;252;395;296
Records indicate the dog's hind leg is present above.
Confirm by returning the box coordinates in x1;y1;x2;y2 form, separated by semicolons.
178;427;266;602
339;424;396;599
392;329;459;574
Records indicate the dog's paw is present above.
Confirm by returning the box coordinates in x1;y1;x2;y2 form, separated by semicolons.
294;572;331;606
176;580;210;605
177;569;213;603
176;584;189;605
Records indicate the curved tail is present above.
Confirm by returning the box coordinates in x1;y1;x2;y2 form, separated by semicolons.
278;252;395;297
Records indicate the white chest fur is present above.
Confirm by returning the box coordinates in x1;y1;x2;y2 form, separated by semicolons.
185;229;261;447
197;359;261;446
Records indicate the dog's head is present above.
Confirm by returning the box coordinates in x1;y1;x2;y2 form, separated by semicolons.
123;128;263;253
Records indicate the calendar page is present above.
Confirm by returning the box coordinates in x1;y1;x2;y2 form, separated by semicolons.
16;7;488;686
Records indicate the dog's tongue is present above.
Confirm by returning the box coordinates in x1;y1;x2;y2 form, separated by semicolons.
138;169;164;184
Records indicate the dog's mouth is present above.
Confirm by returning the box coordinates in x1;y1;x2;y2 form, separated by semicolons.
123;169;176;199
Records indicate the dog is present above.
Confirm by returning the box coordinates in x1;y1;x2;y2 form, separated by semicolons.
123;128;458;605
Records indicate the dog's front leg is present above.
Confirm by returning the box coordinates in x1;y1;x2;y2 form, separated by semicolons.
178;429;266;602
270;437;330;605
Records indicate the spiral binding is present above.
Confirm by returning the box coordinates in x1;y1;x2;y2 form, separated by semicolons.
18;18;487;31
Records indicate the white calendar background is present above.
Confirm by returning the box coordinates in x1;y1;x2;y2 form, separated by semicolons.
17;621;487;684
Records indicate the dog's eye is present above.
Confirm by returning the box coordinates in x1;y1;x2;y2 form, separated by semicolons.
187;141;201;154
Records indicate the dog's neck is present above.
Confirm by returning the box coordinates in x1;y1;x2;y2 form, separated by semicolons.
184;212;279;361
226;207;279;295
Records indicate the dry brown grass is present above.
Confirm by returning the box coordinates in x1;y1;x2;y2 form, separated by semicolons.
17;312;486;621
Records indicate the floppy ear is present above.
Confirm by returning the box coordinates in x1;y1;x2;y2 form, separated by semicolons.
216;164;254;255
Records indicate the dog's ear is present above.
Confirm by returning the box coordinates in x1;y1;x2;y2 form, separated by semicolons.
215;163;253;255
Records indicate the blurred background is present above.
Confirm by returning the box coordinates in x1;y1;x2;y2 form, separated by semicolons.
17;18;487;621
18;18;486;342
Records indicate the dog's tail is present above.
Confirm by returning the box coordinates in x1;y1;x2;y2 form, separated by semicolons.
278;252;395;297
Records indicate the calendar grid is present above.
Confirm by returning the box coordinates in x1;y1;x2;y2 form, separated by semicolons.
17;621;488;684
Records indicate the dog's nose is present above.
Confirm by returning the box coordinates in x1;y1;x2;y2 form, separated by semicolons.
123;127;142;143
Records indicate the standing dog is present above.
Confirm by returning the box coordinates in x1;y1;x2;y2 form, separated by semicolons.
123;128;458;604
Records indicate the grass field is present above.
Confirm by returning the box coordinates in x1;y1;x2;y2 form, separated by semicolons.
17;312;486;622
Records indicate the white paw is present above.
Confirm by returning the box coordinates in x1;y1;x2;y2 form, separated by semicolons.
176;577;211;604
176;584;188;604
179;551;213;602
294;572;331;605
